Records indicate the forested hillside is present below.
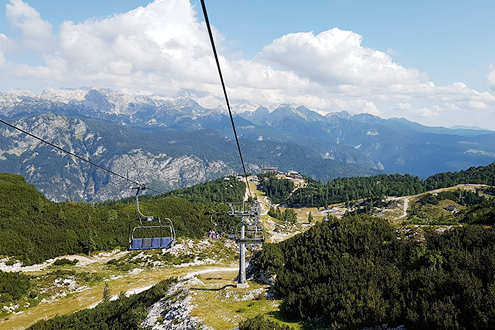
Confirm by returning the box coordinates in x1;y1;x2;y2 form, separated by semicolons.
424;162;495;188
103;175;246;205
254;215;495;330
257;173;295;204
0;173;245;264
262;162;495;207
288;173;425;207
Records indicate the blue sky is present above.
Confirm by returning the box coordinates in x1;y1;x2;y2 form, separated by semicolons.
1;0;495;130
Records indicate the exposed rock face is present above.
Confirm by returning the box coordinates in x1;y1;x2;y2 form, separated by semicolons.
141;279;213;330
0;111;380;202
0;114;236;202
246;258;275;286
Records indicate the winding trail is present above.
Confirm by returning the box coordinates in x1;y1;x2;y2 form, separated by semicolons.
0;250;129;273
402;197;409;218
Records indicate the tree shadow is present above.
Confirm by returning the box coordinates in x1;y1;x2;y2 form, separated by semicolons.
189;284;236;291
265;310;308;329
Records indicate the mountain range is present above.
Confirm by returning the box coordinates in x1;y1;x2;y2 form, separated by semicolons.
1;87;494;201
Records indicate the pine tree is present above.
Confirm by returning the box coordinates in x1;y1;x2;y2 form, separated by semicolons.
308;211;313;224
103;282;111;302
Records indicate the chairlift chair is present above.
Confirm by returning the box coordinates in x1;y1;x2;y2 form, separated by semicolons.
229;201;265;246
235;221;265;245
128;185;176;250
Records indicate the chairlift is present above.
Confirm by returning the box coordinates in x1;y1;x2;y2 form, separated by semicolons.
235;221;265;245
229;201;265;246
128;185;176;250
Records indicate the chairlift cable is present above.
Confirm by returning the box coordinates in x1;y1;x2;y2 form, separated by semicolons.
0;118;162;194
200;0;253;198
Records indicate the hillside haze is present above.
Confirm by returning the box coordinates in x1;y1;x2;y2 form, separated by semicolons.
1;87;494;201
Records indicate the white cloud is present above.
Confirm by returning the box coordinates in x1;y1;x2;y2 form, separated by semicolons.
411;107;441;118
50;0;217;91
6;0;52;49
396;102;411;110
259;29;425;88
386;48;398;56
361;100;380;115
466;101;489;109
0;34;10;67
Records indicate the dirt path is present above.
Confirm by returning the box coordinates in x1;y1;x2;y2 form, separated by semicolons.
181;266;238;279
402;197;409;218
0;250;129;273
268;230;299;243
243;177;251;201
384;183;490;223
387;196;409;220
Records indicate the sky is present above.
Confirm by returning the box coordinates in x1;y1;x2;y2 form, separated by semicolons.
1;0;495;130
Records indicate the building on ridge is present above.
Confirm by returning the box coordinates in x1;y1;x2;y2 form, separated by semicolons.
261;166;278;174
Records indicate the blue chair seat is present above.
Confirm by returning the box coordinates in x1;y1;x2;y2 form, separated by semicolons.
130;238;142;250
161;237;172;249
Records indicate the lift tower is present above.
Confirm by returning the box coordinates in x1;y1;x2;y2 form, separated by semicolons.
229;201;265;288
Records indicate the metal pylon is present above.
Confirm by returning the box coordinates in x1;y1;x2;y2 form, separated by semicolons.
229;201;264;288
238;219;248;288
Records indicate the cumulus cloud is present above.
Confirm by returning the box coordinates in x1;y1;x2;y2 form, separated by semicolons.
6;0;52;49
0;0;495;129
259;29;426;88
411;107;441;118
396;103;411;110
50;0;217;91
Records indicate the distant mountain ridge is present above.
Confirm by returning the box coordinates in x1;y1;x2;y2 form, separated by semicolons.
240;105;495;176
0;113;378;201
1;87;494;201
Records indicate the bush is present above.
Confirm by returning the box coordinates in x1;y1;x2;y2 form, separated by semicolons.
53;258;79;266
0;271;31;301
239;315;294;330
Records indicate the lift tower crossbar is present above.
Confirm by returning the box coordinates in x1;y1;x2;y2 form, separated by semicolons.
229;201;264;288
